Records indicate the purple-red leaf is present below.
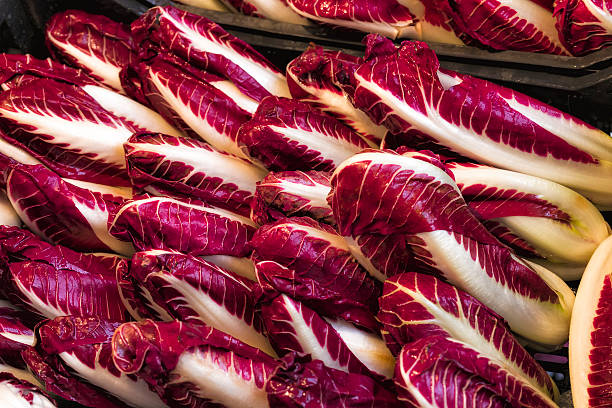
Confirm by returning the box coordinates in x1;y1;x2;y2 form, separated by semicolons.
0;225;128;320
261;294;394;378
437;0;569;54
267;353;400;407
330;150;574;346
111;320;278;408
238;96;369;172
0;79;139;187
251;170;333;225
379;272;559;407
0;56;183;160
35;316;166;408
122;53;253;158
348;36;612;206
394;338;511;408
46;10;136;92
5;164;133;254
255;260;379;333
125;132;266;217
251;218;380;325
554;0;612;56
449;162;609;276
0;300;36;368
285;0;416;39
109;196;256;257
129;250;275;355
344;234;416;282
0;53;97;90
22;347;128;408
287;45;385;145
131;6;289;100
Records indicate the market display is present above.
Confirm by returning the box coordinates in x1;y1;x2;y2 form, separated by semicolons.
0;3;609;408
437;0;568;54
379;272;559;407
178;0;612;55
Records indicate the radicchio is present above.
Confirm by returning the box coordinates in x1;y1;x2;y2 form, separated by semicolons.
22;346;127;408
122;53;253;158
437;0;569;54
449;162;609;279
5;164;133;254
554;0;612;56
396;0;464;44
251;170;333;225
109;196;256;257
0;300;36;368
251;218;380;322
34;316;166;408
0;372;56;408
569;235;612;408
238;96;370;171
347;35;612;207
0;226;127;321
286;45;386;145
250;176;414;282
46;10;136;92
285;0;416;39
267;353;399;407
0;77;183;187
379;272;559;407
131;6;290;99
255;259;379;332
344;234;416;282
111;320;279;408
330;149;575;346
127;250;276;355
125;132;266;217
221;0;308;24
0;79;134;186
0;53;97;91
0;55;183;150
260;293;394;378
394;338;511;408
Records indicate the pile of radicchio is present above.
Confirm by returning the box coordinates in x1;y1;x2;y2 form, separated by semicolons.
0;5;607;408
